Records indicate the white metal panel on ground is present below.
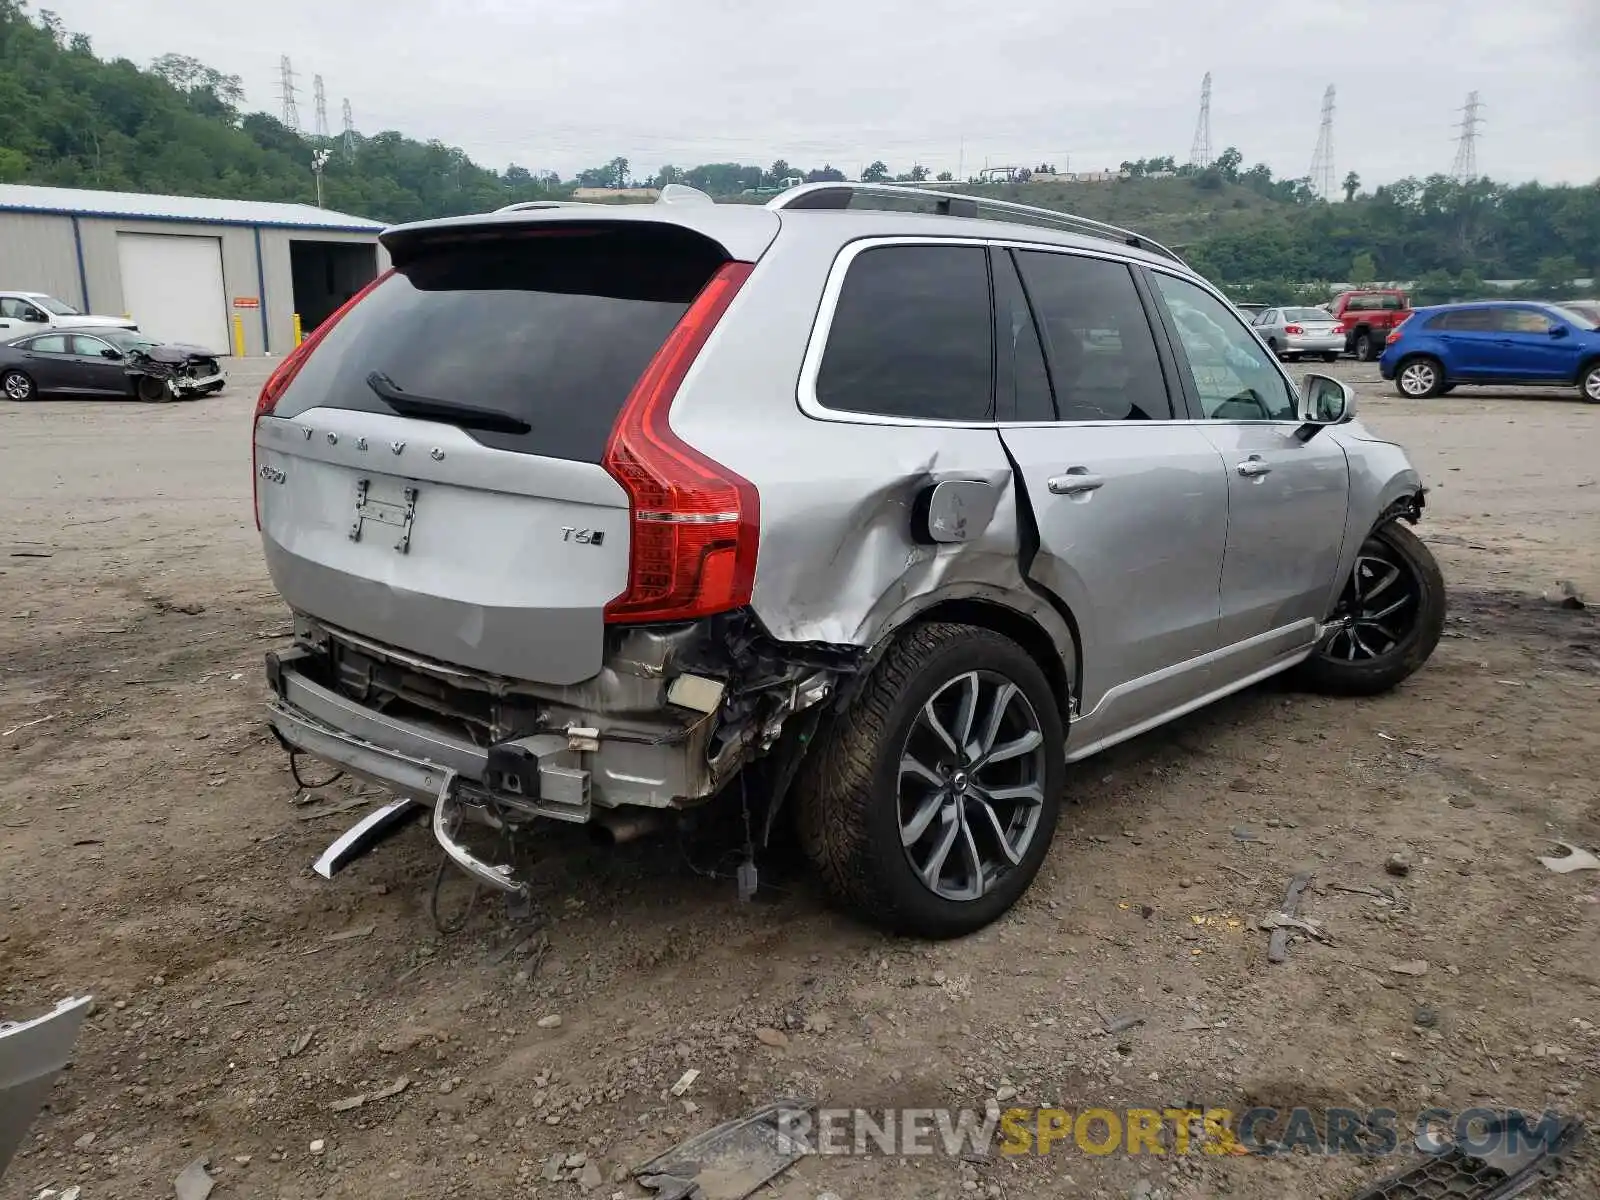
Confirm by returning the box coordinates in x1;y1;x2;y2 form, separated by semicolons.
115;233;229;352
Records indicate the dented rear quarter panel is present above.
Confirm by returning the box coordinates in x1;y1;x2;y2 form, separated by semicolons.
668;216;1048;658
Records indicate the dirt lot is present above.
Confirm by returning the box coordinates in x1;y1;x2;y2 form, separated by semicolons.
2;361;1597;1200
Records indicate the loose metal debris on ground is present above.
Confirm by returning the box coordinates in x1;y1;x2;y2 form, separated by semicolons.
1348;1115;1584;1200
632;1101;812;1200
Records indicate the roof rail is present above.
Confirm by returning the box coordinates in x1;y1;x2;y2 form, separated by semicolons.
493;200;615;213
766;181;1186;265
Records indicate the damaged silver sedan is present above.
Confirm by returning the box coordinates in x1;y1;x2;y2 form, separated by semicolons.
253;183;1445;938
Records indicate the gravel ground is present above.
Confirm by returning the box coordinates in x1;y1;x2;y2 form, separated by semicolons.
2;359;1597;1200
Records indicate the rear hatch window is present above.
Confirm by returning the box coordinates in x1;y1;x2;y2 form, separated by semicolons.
275;225;726;461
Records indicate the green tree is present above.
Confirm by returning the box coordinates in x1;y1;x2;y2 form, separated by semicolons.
861;160;891;183
1214;146;1243;180
1350;251;1378;284
1342;170;1360;202
935;170;953;182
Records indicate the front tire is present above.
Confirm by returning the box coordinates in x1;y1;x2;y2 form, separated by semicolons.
1395;356;1444;399
796;622;1065;939
2;369;36;401
1581;363;1600;405
1296;521;1445;697
135;376;170;403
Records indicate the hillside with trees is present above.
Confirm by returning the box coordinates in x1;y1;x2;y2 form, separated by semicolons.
2;0;1596;302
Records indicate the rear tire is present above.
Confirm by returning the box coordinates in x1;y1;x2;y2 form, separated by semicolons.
1581;362;1600;405
1395;356;1444;398
795;622;1065;939
2;369;36;402
1295;521;1445;697
1354;330;1376;361
1322;352;1339;363
1266;338;1282;358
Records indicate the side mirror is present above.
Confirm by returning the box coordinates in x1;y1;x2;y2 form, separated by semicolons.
1296;373;1355;441
1549;325;1569;339
101;347;122;359
23;310;45;323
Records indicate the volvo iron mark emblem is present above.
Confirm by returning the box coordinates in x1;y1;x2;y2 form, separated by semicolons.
390;441;405;455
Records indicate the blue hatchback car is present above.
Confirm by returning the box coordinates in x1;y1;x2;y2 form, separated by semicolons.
1379;300;1600;403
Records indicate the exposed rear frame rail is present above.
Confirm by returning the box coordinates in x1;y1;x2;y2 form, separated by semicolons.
767;181;1187;266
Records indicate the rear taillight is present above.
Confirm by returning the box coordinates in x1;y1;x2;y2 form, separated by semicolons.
253;269;393;528
602;261;757;624
1284;324;1303;335
1385;315;1412;345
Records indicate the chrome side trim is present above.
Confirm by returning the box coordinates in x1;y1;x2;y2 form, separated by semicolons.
431;772;528;897
312;799;424;879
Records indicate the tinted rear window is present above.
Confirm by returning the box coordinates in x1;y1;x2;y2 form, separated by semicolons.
276;227;725;461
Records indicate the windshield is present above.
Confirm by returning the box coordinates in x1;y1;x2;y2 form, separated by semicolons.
1551;303;1599;330
32;295;80;316
1282;308;1332;322
100;328;159;351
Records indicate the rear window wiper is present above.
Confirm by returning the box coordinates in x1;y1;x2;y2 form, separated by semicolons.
365;371;532;435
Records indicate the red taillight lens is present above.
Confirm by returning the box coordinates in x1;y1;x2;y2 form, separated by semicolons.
1284;324;1303;335
602;261;758;624
1385;315;1412;345
253;268;394;528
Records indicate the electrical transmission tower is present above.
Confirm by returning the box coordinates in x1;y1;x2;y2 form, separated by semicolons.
1308;84;1336;200
313;75;329;140
1450;91;1484;181
342;99;356;162
278;55;300;132
1189;73;1213;169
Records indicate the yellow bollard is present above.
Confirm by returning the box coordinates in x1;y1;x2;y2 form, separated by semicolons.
231;313;246;357
292;313;304;347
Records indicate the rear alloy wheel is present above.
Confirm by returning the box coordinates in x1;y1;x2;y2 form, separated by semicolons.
1395;357;1444;399
1581;363;1600;405
1295;520;1445;696
796;622;1064;938
2;370;36;401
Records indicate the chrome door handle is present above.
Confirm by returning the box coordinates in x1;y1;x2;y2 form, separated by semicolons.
1048;471;1106;495
1236;457;1272;478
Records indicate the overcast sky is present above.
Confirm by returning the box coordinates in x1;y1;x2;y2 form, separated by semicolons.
44;0;1600;186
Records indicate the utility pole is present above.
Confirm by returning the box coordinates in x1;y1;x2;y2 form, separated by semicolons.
1450;91;1484;182
341;99;356;162
278;55;300;132
313;75;329;141
1308;84;1336;199
1189;72;1213;169
311;148;330;207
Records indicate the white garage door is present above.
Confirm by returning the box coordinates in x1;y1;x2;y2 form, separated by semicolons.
116;233;230;353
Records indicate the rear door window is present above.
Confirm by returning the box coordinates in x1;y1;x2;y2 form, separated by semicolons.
1014;250;1174;421
24;334;68;354
1495;308;1554;334
815;244;993;422
992;250;1054;422
274;226;726;461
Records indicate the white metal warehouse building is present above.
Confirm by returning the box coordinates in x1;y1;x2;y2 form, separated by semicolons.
0;184;388;356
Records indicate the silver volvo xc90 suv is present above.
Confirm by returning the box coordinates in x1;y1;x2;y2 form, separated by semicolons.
254;183;1445;938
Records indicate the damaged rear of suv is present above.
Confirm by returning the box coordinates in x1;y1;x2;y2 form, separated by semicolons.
257;183;1445;938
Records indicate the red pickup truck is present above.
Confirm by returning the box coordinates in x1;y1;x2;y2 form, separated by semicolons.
1329;289;1411;361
